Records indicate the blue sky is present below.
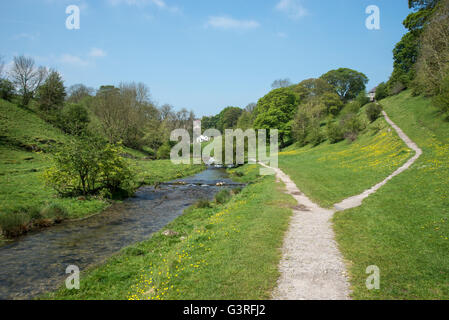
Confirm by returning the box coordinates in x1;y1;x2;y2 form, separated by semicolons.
0;0;411;116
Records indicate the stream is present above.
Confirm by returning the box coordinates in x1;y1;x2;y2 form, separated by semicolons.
0;168;243;300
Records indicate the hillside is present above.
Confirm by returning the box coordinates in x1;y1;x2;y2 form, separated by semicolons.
0;99;203;243
277;90;448;299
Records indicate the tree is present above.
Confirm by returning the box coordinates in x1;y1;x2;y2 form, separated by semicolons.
236;111;253;130
0;79;15;101
245;102;257;113
375;82;389;100
217;107;243;131
320;68;369;102
271;78;292;89
67;84;94;103
413;0;449;96
37;70;66;112
320;92;343;115
61;103;90;135
292;78;334;100
253;88;298;147
10;56;47;106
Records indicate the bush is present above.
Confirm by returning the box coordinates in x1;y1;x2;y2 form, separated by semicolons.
356;91;370;107
307;121;325;146
375;82;389;101
157;143;172;160
341;113;365;142
195;199;212;209
0;211;31;238
215;189;232;204
366;103;383;123
44;136;136;197
61;103;90;135
0;79;15;101
327;121;344;144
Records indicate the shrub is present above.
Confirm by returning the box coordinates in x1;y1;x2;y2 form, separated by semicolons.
366;103;383;123
215;189;232;204
157;143;172;160
195;199;212;209
61;103;90;135
307;121;325;146
432;75;449;119
0;211;31;238
0;79;15;101
356;91;370;107
375;82;389;101
341;113;365;142
44;136;135;197
327;121;344;144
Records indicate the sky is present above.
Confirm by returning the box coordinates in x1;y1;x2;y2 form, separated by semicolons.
0;0;411;117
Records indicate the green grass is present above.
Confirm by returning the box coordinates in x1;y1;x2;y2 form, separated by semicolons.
43;165;296;300
333;91;449;299
0;99;203;241
278;110;412;207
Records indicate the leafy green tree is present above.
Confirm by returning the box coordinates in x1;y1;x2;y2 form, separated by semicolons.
320;68;369;102
292;109;310;146
61;103;90;135
375;82;389;100
37;70;66;111
0;79;15;101
216;107;243;131
253;88;298;147
44;136;135;197
366;103;383;123
320;92;343;115
236;110;253;130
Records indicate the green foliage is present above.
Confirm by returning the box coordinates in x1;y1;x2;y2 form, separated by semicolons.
291;110;310;147
432;75;449;118
375;82;389;100
366;103;383;123
0;79;15;101
356;91;370;107
326;121;345;144
321;92;343;115
40;203;69;222
44;136;135;197
156;142;172;160
195;199;212;209
341;113;365;141
320;68;369;102
236;110;253;130
37;70;66;112
253;87;298;146
61;103;90;135
216;107;243;131
0;211;31;238
214;189;232;204
307;120;325;146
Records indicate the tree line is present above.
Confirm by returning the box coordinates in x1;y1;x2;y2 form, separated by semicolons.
383;0;449;118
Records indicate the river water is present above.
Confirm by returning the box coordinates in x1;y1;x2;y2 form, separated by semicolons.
0;168;242;300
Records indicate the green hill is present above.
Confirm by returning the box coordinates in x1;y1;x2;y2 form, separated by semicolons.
0;99;202;242
278;90;448;299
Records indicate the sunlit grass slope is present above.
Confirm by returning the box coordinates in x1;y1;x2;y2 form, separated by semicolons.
334;91;449;299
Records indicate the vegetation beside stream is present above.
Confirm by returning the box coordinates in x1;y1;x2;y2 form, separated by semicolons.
44;165;296;300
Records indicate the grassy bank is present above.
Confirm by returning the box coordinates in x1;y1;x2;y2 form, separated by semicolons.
44;165;296;300
278;105;413;208
0;99;203;241
333;91;449;299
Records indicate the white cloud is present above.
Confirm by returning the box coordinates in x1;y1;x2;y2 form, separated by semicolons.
59;54;89;67
89;48;107;58
107;0;180;13
276;32;288;38
12;32;40;41
206;16;260;30
276;0;308;20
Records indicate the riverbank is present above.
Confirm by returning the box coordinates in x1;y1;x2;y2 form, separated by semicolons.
43;165;296;300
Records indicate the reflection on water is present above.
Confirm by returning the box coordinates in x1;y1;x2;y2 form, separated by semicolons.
0;168;238;300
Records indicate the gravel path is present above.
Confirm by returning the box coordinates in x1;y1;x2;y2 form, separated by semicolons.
334;110;422;211
263;109;422;300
